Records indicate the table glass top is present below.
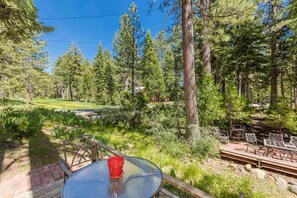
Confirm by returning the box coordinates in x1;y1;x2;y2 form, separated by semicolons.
62;157;163;198
264;139;297;151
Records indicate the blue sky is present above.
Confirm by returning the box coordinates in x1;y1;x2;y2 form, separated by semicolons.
35;0;170;71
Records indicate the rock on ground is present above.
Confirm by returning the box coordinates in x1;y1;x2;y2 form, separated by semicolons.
276;177;288;190
229;163;237;171
251;168;266;180
244;164;252;172
289;185;297;195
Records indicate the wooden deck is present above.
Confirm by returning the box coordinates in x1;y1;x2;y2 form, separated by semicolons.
220;143;297;177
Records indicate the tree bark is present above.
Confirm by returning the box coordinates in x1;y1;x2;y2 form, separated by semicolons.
294;85;297;111
124;77;129;91
294;56;297;111
182;0;199;139
270;2;278;108
200;0;211;73
25;73;30;108
280;69;284;98
24;64;30;108
69;81;73;101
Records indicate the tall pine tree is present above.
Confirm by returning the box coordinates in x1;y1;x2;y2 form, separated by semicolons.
142;31;165;101
93;44;106;103
162;46;175;99
104;50;117;104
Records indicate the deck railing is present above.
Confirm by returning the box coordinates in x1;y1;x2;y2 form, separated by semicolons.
92;139;213;198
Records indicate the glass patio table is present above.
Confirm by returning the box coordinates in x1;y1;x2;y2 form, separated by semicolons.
62;156;163;198
264;139;297;161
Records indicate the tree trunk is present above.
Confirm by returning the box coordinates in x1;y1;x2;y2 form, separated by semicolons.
238;74;242;97
124;77;129;91
69;81;73;101
182;0;199;139
25;73;30;108
76;79;79;101
24;64;30;108
294;85;297;111
200;0;211;73
61;88;65;100
290;83;293;108
246;78;251;100
222;78;226;98
270;2;278;108
295;57;297;111
280;67;284;98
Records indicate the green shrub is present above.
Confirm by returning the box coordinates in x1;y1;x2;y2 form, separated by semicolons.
0;108;44;139
155;129;187;158
225;83;253;125
191;136;220;159
265;98;297;133
52;126;85;140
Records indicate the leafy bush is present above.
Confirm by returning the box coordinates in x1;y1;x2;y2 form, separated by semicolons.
52;126;85;140
191;135;220;159
0;108;44;139
154;128;186;158
0;99;25;107
225;83;253;125
41;109;91;127
265;98;297;133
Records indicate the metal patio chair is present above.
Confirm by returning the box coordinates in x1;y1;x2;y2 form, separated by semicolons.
245;133;264;155
215;127;229;143
58;135;99;183
268;133;284;142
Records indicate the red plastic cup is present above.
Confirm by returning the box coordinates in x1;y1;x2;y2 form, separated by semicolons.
107;156;124;178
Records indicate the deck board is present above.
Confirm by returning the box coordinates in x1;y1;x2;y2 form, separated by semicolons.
220;146;297;177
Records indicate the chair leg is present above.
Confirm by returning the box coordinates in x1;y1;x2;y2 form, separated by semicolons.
246;144;249;152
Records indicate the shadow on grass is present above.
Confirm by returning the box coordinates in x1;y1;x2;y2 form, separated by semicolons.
0;132;20;175
29;130;61;197
0;143;6;175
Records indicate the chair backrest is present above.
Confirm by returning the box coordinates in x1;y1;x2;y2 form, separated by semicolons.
245;133;257;144
268;133;283;142
233;124;242;129
215;127;221;134
290;136;297;147
232;124;247;131
62;135;99;170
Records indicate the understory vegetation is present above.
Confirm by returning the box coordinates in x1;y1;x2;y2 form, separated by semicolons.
0;104;291;198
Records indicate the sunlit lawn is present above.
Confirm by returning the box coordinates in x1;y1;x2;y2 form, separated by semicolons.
32;98;116;109
0;98;117;110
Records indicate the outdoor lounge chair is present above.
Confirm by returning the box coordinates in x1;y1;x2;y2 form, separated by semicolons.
215;127;229;143
230;124;247;141
268;133;284;142
245;133;264;155
58;135;99;183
